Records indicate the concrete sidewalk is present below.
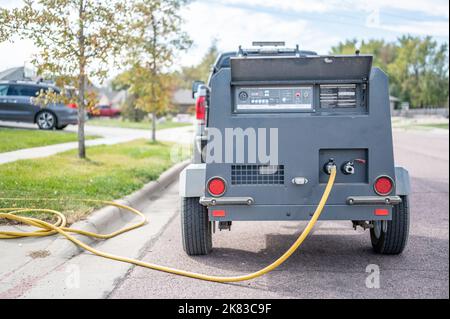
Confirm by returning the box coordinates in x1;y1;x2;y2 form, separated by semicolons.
0;178;183;299
0;121;193;165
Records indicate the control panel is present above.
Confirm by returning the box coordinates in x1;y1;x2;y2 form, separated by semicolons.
235;86;313;111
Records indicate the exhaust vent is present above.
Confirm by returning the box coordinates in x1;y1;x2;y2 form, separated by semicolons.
231;165;284;185
320;84;357;108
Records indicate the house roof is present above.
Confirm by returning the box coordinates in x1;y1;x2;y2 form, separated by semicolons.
0;67;25;81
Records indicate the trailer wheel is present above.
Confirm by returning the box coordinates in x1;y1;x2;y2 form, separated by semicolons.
181;197;212;255
370;195;410;254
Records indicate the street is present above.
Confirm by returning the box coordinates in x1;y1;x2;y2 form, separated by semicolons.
0;128;448;299
109;129;449;299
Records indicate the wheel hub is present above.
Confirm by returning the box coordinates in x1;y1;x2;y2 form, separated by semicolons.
38;112;54;129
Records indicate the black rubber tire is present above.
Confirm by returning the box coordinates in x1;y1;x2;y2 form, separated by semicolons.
371;195;410;254
181;197;212;256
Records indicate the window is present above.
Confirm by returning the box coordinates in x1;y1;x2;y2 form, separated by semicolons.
6;85;53;97
7;85;20;96
22;86;43;97
17;85;42;97
0;85;8;96
6;84;61;97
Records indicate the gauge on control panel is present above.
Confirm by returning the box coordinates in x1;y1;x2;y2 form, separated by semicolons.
235;86;313;111
238;91;249;101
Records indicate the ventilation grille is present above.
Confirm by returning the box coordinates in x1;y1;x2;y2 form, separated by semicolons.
231;165;284;185
320;84;357;108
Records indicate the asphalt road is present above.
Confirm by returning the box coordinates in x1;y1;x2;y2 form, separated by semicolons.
110;129;449;299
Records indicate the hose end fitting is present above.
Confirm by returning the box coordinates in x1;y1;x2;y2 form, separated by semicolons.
324;159;337;175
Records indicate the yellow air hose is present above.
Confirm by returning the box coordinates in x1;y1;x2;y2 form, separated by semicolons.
0;166;336;283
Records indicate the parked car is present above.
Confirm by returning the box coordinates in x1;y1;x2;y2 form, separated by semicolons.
0;81;78;130
88;104;121;118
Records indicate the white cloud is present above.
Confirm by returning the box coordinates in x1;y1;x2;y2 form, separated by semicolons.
358;0;449;18
0;0;20;9
220;0;332;13
216;0;449;19
177;0;449;67
0;39;38;73
0;0;448;76
179;1;340;67
377;20;449;38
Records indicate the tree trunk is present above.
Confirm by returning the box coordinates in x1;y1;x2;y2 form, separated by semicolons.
78;74;86;158
77;0;86;159
151;112;156;142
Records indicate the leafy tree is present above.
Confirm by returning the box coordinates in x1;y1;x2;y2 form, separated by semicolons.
125;0;192;142
111;77;147;122
388;36;449;108
0;0;130;158
330;39;359;56
331;36;449;108
177;41;219;89
120;97;148;123
114;65;177;124
330;39;397;71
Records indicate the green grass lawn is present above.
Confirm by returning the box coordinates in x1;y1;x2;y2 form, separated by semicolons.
0;128;98;153
391;119;449;131
0;140;181;224
417;123;449;130
87;118;192;130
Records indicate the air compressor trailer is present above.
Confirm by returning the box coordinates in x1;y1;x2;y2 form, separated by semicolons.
180;43;410;256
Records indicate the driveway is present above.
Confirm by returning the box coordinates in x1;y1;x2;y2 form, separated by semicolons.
0;121;193;165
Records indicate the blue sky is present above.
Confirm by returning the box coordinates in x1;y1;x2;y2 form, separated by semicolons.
1;0;449;75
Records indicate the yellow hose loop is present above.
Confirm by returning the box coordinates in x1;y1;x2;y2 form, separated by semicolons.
0;167;336;283
0;200;147;240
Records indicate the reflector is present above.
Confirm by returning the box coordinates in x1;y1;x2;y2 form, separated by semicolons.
374;176;393;195
207;177;226;196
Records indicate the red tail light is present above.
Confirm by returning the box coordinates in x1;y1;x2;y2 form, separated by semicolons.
375;208;389;216
195;96;206;120
67;103;77;109
374;176;394;195
212;210;226;217
207;177;226;197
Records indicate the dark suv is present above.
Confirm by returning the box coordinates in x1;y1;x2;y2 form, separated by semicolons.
0;81;78;130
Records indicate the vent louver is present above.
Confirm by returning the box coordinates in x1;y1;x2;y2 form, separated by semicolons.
231;165;284;185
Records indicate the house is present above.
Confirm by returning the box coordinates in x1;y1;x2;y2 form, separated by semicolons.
390;96;401;111
172;89;195;113
0;66;38;81
96;88;195;115
91;86;128;108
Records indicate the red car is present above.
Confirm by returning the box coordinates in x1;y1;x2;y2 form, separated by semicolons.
89;105;121;118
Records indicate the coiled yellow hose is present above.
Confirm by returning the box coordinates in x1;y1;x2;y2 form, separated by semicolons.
0;167;336;283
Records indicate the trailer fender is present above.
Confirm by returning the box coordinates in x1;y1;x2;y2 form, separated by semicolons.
179;163;206;197
395;167;411;196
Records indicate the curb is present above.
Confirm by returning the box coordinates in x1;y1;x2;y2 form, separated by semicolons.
47;160;190;259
